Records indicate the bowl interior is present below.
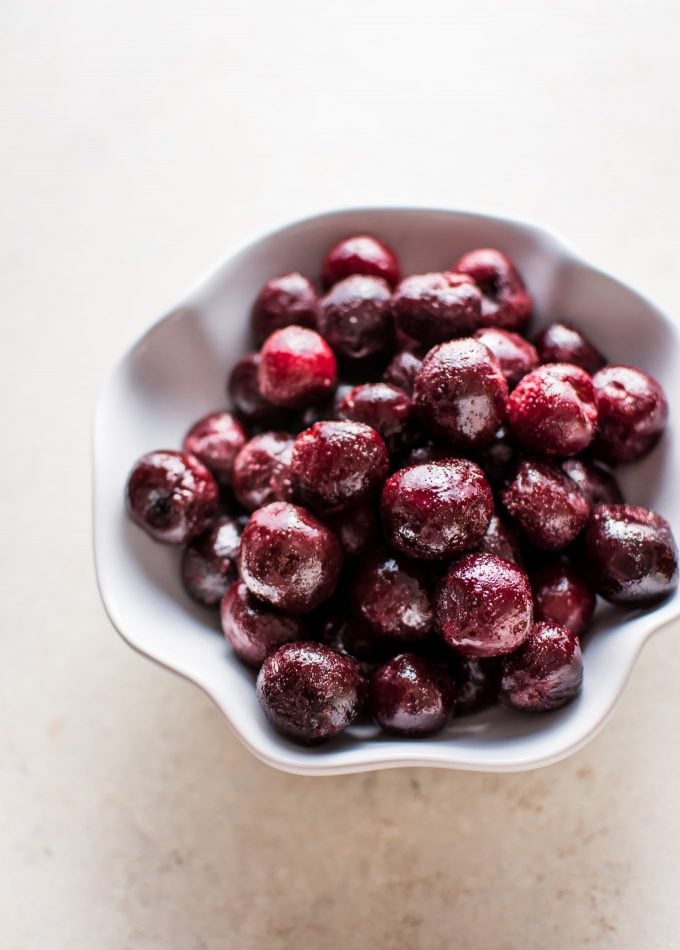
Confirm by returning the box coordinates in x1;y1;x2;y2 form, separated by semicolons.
94;208;680;774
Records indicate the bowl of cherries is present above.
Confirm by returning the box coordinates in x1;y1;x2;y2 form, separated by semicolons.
94;208;680;774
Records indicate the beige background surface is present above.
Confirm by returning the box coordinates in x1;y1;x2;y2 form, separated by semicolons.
2;1;680;947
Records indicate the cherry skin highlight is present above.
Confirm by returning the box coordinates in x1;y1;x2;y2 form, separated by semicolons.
322;234;401;289
453;247;532;332
126;450;219;545
232;431;295;511
390;271;482;345
351;548;433;641
561;457;623;507
435;553;533;658
181;515;242;606
473;327;539;388
369;654;454;737
500;622;583;712
592;365;668;463
584;504;678;605
257;642;363;744
220;580;306;668
381;459;493;561
318;274;394;364
183;411;247;488
251;272;319;344
502;459;590;550
337;382;417;455
531;561;595;636
238;501;342;614
227;352;293;428
258;325;337;409
534;321;605;374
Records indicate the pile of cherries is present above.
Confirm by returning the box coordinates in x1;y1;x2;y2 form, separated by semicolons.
126;234;678;745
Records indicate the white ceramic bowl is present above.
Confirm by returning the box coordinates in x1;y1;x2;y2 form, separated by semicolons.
94;207;680;775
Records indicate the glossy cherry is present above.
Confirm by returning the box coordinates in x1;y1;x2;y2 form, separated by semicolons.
592;365;668;463
584;504;678;605
326;501;379;558
475;512;523;565
232;431;295;511
500;622;583;712
257;642;362;743
251;272;319;344
435;553;533;658
449;656;501;716
390;272;481;345
126;450;219;545
318;275;393;364
351;548;433;641
238;501;342;613
227;352;293;428
291;420;389;513
502;459;590;550
506;363;598;457
381;459;493;560
382;349;424;395
369;654;454;737
473;327;539;388
561;457;623;507
453;247;532;332
321;234;401;289
531;561;595;636
181;516;242;606
258;325;337;409
183;411;247;488
413;338;508;449
337;383;417;455
220;580;306;668
534;321;605;374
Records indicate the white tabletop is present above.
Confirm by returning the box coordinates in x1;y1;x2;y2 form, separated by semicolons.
3;1;680;947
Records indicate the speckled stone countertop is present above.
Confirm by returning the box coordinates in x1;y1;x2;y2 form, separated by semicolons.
2;1;680;946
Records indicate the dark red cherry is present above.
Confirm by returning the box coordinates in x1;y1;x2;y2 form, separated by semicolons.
561;458;624;507
449;656;501;716
592;365;668;463
183;411;247;488
500;622;583;712
251;272;319;344
227;352;294;428
337;383;417;455
351;548;433;641
535;322;605;374
318;275;393;364
474;426;519;491
257;642;362;743
381;459;493;560
435;553;533;658
220;580;306;668
238;502;342;613
232;432;294;511
413;338;508;449
322;234;401;289
291;420;389;513
258;325;337;409
326;502;379;557
453;247;532;332
506;363;598;457
390;272;481;345
382;349;424;395
584;504;678;605
473;327;539;388
531;561;595;636
502;459;590;550
126;450;219;545
369;654;454;737
475;512;523;565
181;516;242;606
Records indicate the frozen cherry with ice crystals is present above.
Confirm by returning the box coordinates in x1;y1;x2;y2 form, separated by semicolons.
584;504;678;605
390;272;482;345
220;580;306;668
383;349;424;395
238;501;342;613
500;622;583;712
326;501;379;557
181;515;242;606
322;234;401;289
435;553;533;658
453;247;532;332
257;641;362;743
561;457;623;507
473;327;539;388
251;272;319;344
507;363;598;457
475;512;523;565
381;459;493;561
337;383;417;455
449;656;501;716
232;431;294;511
532;562;595;636
227;352;293;428
351;548;433;641
183;411;247;487
318;275;393;364
413;338;508;449
258;325;337;409
502;459;590;550
291;420;389;513
369;654;454;737
126;450;219;545
534;321;605;375
592;365;668;463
